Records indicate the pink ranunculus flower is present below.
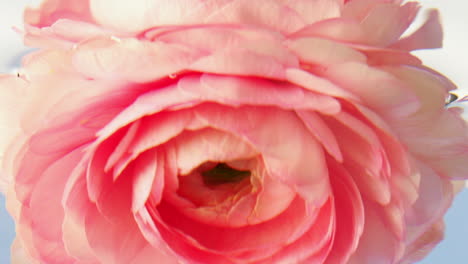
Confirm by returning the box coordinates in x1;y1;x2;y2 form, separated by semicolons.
1;0;467;263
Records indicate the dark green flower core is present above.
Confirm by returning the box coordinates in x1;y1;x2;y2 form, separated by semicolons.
201;163;251;186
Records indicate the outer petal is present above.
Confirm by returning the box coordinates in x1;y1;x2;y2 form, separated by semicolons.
385;66;468;180
348;201;403;264
24;0;94;28
0;76;28;193
11;238;37;264
90;0;341;34
391;10;443;51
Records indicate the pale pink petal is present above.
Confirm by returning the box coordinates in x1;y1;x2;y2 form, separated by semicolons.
400;220;445;264
322;111;391;204
84;206;147;264
90;0;214;33
355;2;419;46
153;26;298;68
126;110;203;161
62;215;97;262
130;245;180;264
27;148;83;242
188;48;288;80
11;238;35;264
348;201;404;264
391;10;443;51
105;120;140;178
179;74;341;114
290;18;367;44
385;66;468;179
0;76;28;193
320;62;420;118
62;174;99;262
286;37;366;65
244;171;296;226
193;103;331;205
286;68;357;100
173;128;258;175
405;161;453;241
23;19;117;49
24;0;93;28
296;110;343;161
72;37;203;83
90;0;308;34
359;47;422;66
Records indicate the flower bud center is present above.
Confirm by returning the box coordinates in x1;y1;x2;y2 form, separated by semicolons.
201;163;251;186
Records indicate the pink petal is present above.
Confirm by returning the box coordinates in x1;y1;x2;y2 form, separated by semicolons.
138;204;237;264
87;128;127;203
256;199;334;263
97;84;198;141
156;197;320;261
131;149;159;212
325;159;365;263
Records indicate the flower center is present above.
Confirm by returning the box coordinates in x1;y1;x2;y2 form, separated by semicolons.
201;163;251;186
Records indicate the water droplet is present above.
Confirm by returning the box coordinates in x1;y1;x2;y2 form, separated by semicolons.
168;73;177;79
